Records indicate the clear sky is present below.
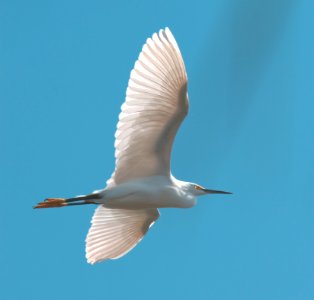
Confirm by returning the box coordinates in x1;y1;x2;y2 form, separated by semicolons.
1;0;313;299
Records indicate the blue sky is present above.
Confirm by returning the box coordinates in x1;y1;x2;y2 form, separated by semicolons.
1;0;314;299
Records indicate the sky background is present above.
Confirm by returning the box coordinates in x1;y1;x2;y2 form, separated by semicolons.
1;0;313;299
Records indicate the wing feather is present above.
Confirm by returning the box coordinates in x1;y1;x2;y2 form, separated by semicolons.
86;206;159;264
107;28;188;187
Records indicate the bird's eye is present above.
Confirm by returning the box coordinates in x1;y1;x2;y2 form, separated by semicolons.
194;185;202;190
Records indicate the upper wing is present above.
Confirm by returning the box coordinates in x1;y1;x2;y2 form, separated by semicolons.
107;28;188;187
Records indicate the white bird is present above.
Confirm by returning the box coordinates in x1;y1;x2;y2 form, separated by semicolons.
34;28;231;264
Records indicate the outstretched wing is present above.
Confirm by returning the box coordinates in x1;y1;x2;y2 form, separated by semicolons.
86;206;159;264
107;28;188;187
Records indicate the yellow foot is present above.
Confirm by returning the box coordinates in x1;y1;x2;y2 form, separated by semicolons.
45;198;65;203
33;198;67;209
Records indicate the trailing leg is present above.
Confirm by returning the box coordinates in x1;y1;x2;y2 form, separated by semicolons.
33;194;100;209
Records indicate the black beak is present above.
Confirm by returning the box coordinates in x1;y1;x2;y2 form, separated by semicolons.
202;189;232;195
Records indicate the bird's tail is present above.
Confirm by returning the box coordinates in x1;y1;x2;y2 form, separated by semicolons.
33;194;98;209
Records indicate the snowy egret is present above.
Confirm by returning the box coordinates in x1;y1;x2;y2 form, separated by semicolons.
34;28;231;264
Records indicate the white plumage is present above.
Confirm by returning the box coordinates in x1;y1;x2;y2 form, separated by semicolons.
34;28;231;264
108;28;188;187
86;207;159;263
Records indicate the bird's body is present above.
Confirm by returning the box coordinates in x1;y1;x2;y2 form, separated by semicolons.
94;175;197;209
34;28;231;264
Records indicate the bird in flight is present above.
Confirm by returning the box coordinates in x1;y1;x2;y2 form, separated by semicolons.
34;28;231;264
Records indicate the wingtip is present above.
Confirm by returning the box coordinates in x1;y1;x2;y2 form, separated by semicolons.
157;27;172;39
87;259;95;265
164;27;173;37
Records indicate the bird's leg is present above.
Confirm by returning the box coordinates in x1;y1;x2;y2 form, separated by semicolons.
33;194;100;209
64;193;100;202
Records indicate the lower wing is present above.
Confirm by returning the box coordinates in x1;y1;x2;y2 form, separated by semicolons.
85;205;160;264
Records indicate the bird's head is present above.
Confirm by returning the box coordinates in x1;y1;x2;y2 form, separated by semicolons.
187;182;232;197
